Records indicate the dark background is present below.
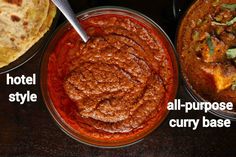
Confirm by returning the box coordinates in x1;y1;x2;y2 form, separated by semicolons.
0;0;235;156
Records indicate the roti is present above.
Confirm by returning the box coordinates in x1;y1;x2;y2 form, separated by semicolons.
0;0;56;68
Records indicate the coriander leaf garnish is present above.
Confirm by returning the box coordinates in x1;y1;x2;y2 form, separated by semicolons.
206;36;214;55
221;4;236;11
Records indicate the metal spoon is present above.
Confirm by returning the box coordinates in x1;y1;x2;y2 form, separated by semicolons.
51;0;90;43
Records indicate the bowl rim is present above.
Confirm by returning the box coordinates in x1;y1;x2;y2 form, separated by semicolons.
176;0;236;120
40;6;179;148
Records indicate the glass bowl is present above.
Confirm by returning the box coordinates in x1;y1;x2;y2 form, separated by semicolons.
40;6;179;148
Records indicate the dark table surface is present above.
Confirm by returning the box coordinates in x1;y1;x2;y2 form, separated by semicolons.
0;0;235;157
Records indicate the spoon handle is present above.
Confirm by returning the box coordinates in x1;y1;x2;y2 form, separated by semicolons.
51;0;89;42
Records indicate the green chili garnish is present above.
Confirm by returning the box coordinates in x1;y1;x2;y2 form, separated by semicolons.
226;48;236;59
226;17;236;25
212;17;236;26
192;31;199;41
231;80;236;91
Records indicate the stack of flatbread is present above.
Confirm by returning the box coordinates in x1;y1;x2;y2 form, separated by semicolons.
0;0;56;68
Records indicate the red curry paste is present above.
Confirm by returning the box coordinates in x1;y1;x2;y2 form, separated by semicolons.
47;14;175;142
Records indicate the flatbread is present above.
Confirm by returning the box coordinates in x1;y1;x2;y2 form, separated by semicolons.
0;0;56;68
